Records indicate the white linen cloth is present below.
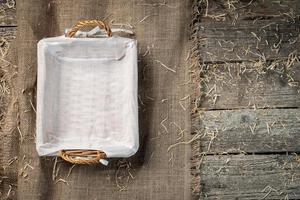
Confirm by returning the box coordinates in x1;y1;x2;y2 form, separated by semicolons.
36;30;139;158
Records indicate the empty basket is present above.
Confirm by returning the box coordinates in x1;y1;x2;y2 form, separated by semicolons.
36;20;139;164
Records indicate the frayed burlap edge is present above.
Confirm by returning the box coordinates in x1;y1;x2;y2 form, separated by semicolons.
190;0;206;197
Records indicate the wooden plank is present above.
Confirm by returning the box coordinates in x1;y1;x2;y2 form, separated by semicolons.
192;108;300;154
0;26;16;40
198;0;300;22
197;20;300;62
191;1;300;199
0;27;16;60
192;154;300;200
0;0;16;26
194;62;300;110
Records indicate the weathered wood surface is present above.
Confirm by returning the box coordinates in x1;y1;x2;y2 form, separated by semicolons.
193;154;300;200
198;20;300;62
192;108;300;154
194;0;300;62
191;0;300;199
0;2;17;197
0;27;15;38
0;27;16;112
0;0;16;26
198;0;300;22
194;62;300;110
0;27;16;66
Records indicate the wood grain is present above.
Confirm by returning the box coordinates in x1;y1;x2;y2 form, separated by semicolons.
193;154;300;200
197;20;300;62
198;0;300;22
191;0;300;199
0;26;16;41
0;27;17;199
0;0;16;26
194;62;300;110
192;108;300;154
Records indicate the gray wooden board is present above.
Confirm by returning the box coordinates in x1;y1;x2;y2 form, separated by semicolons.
0;1;16;26
197;20;300;62
194;62;300;110
191;0;300;199
192;108;300;154
0;28;17;199
194;0;300;62
0;26;16;40
193;154;300;200
197;0;300;22
0;27;16;121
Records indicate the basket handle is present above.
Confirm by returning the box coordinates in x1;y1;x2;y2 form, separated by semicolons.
59;149;106;164
66;19;112;37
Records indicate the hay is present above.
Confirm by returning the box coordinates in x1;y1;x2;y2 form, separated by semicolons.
6;184;12;198
0;25;17;200
115;159;134;191
179;95;191;111
170;121;185;141
5;0;15;9
160;115;169;133
52;157;58;181
167;131;202;152
55;178;69;185
155;60;176;73
137;0;177;8
0;39;12;130
29;99;36;113
139;14;157;23
66;164;76;178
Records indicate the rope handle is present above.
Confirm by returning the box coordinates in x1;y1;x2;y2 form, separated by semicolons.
62;19;111;164
59;149;106;164
62;20;111;164
66;19;112;37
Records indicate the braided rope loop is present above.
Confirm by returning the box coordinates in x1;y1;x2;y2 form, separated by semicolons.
66;19;112;37
59;150;106;164
60;19;110;164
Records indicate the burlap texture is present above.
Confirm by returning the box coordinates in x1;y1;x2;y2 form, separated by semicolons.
15;0;192;199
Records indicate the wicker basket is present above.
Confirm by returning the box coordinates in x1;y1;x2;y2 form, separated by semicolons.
36;20;139;164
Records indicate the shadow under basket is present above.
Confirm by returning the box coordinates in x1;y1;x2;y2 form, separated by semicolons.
36;20;139;165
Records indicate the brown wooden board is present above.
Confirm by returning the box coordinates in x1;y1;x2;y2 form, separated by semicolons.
192;154;300;200
0;1;16;26
197;20;300;62
194;62;300;110
192;108;300;154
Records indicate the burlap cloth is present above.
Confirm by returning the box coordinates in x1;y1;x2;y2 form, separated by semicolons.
3;0;193;199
